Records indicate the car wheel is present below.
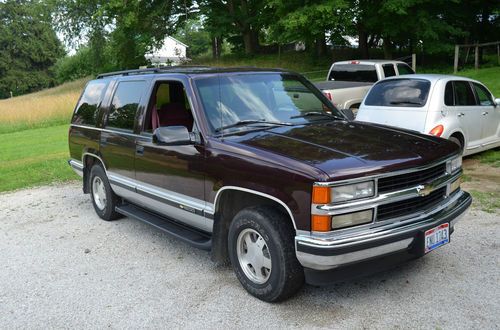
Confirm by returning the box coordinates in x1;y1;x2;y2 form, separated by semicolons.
228;206;304;302
449;136;463;153
89;165;122;221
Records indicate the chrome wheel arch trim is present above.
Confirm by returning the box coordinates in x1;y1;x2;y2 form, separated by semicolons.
212;186;297;230
81;152;108;174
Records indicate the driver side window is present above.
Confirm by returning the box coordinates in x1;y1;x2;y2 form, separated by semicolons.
143;81;194;133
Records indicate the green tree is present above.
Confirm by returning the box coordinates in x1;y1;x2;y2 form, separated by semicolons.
199;0;269;55
0;0;64;98
267;0;351;57
53;0;182;70
174;18;211;58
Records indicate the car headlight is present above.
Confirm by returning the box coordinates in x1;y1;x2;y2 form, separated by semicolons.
447;156;462;173
331;181;375;203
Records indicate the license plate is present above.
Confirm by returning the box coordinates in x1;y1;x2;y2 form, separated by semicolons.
424;223;449;253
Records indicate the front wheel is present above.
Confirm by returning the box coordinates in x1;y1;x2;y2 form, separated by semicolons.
228;206;304;302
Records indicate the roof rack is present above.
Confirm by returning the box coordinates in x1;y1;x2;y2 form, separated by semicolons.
96;66;211;79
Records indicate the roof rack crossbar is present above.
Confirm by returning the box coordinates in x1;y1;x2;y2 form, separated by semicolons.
96;66;212;79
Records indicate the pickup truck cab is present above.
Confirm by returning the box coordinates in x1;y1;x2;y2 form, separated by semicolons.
68;67;471;302
356;74;500;156
316;60;415;111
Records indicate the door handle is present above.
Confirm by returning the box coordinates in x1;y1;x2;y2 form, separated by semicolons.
482;111;489;116
136;145;144;156
457;112;465;117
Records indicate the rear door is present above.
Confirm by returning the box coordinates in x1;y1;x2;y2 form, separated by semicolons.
471;82;499;143
100;79;149;179
452;81;482;149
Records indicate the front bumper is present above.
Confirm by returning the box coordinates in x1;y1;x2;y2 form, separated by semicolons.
295;190;471;271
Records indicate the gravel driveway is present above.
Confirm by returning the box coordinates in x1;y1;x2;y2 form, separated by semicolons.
1;183;498;329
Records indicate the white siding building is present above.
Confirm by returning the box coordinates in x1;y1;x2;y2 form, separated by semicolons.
145;36;189;66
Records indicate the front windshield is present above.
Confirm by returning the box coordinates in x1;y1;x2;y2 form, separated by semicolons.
194;73;343;134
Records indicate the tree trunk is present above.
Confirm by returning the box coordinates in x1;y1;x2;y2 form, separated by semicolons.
383;37;393;59
242;28;259;55
315;34;327;57
358;26;369;58
212;36;221;59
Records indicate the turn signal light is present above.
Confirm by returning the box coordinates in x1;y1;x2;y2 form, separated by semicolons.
312;186;330;204
429;125;444;137
311;215;331;232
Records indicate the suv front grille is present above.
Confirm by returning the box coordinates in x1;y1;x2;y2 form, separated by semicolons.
376;187;447;221
378;163;446;194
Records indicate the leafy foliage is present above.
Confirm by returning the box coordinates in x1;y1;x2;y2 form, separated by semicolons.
0;0;64;98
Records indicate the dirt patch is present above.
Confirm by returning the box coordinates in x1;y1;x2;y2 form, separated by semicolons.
462;158;500;194
462;157;500;213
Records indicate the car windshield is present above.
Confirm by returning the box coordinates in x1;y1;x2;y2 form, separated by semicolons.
194;73;344;134
364;79;431;107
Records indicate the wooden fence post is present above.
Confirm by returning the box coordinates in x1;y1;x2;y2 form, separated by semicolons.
412;53;416;72
453;45;459;74
474;45;479;70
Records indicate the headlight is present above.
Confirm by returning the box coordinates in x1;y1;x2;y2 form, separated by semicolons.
331;181;375;203
447;156;462;173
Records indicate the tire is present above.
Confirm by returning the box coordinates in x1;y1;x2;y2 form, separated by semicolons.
228;206;304;302
89;164;122;221
449;136;463;153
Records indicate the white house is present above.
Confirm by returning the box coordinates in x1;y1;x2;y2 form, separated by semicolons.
145;36;189;66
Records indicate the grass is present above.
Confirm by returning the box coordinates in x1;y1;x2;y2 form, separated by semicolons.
0;124;77;192
470;148;500;167
470;190;500;213
0;78;88;134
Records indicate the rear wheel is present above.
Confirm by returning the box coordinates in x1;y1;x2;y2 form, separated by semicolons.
89;165;122;221
228;206;304;302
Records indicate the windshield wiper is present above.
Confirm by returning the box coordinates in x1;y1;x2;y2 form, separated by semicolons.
215;119;292;133
290;111;345;121
389;101;423;105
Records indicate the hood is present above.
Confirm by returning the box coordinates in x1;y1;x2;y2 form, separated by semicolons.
227;121;459;181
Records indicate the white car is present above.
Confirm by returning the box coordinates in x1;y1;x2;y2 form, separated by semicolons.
355;74;500;155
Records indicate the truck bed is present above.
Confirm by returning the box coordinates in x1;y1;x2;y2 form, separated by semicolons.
314;80;373;90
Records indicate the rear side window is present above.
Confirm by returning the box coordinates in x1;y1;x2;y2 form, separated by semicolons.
472;83;494;106
382;64;396;78
73;80;108;125
328;64;378;82
444;82;454;105
454;81;476;106
364;79;431;107
396;64;415;75
107;81;147;131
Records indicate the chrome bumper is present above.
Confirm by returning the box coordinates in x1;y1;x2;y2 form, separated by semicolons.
295;190;471;271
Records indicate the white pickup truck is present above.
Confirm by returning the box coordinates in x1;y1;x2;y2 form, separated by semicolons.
315;60;415;111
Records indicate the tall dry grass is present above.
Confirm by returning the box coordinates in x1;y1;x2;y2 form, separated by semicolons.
0;78;89;134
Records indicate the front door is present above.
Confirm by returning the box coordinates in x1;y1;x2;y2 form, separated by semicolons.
472;82;500;143
134;80;210;232
452;80;483;149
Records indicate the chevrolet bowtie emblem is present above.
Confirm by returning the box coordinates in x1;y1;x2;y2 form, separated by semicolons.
416;184;432;197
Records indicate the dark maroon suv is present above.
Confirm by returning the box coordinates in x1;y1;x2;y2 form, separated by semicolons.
68;67;471;301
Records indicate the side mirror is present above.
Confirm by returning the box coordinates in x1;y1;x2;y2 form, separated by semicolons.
495;98;500;107
153;126;193;146
340;108;355;121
